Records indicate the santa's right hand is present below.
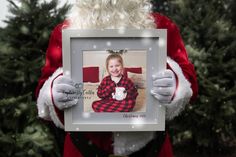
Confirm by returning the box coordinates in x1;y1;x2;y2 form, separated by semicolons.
52;75;79;110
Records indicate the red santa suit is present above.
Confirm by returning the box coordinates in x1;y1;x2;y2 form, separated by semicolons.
92;75;138;112
35;13;198;157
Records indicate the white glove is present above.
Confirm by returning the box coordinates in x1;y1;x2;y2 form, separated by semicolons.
151;69;176;104
52;76;79;110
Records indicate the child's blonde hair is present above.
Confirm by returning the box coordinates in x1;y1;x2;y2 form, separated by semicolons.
106;53;124;72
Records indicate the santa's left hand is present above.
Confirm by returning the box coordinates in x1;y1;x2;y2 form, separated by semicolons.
151;69;176;104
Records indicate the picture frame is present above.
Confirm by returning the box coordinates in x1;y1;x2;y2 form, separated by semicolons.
62;29;167;131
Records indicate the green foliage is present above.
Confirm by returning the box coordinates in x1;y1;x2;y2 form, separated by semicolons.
153;0;236;155
0;94;56;157
0;0;70;97
0;0;70;156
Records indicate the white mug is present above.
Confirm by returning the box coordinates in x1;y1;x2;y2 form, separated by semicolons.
112;87;127;101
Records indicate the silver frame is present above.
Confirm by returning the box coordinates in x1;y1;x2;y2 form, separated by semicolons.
62;29;167;131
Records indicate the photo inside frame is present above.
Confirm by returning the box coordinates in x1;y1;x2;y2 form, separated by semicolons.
82;50;147;113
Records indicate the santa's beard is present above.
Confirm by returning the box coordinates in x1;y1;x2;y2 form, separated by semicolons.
67;0;156;29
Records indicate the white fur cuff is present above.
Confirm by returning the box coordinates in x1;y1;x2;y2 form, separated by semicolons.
36;67;64;129
166;57;193;120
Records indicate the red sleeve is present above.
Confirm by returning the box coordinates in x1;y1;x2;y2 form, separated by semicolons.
125;78;138;100
35;22;66;97
35;21;69;123
97;76;116;99
152;13;198;101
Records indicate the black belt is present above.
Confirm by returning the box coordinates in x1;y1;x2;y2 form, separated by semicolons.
70;131;166;157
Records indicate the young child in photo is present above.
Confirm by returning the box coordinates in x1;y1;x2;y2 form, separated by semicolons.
92;53;138;112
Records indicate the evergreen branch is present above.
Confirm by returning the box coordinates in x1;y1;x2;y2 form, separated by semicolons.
222;92;236;101
0;93;32;107
8;0;19;9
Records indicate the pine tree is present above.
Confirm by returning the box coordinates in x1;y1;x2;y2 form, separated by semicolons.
0;0;70;156
152;0;236;155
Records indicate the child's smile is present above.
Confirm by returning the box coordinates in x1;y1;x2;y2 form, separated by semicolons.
108;58;123;77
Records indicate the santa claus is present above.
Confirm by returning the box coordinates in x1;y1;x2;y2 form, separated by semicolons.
35;0;198;157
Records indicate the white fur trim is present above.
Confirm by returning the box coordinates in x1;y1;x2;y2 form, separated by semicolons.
113;132;155;156
166;57;193;120
36;67;64;129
